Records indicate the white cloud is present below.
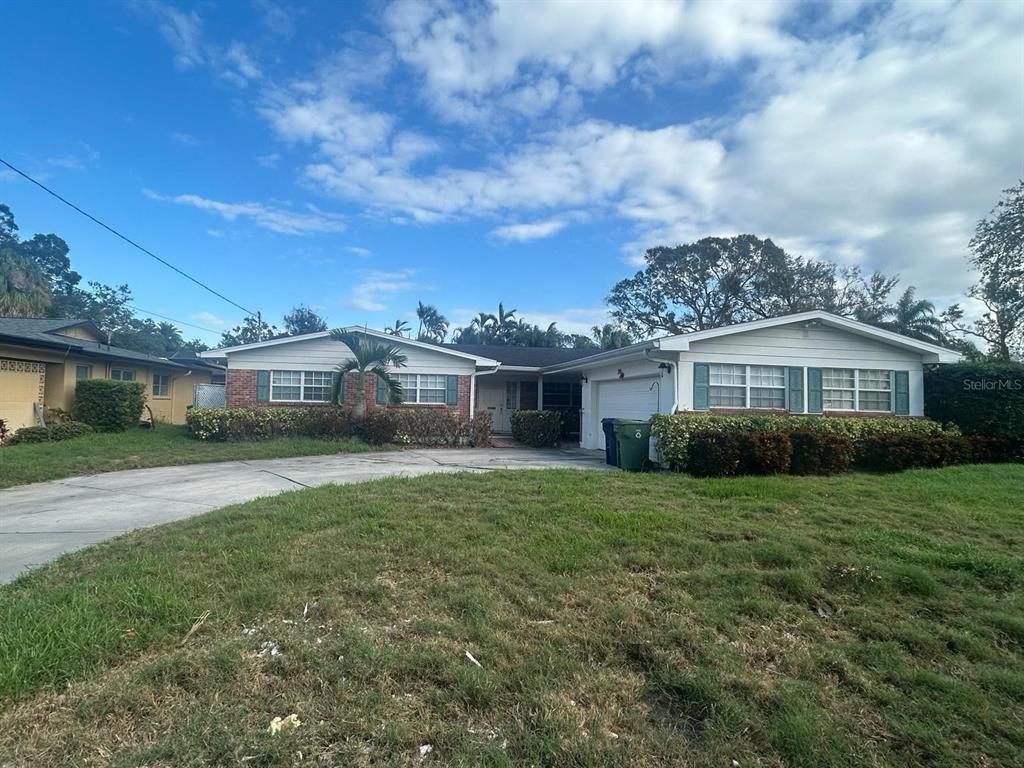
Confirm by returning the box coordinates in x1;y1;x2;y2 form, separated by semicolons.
170;131;199;146
344;245;372;257
221;41;262;86
256;152;280;168
46;143;100;170
346;269;421;311
383;0;798;122
144;189;346;235
154;5;205;70
491;217;569;242
191;311;226;327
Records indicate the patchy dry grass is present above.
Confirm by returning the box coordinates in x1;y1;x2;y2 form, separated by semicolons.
1;465;1022;767
0;425;388;488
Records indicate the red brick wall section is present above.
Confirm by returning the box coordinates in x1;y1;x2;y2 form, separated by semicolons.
225;369;472;416
226;369;257;407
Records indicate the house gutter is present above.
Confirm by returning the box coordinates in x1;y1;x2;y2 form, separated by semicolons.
644;344;679;414
469;364;502;415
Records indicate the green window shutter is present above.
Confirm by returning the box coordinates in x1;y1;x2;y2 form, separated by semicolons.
894;370;910;415
787;367;804;412
446;375;459;406
256;370;270;403
807;367;823;414
375;373;387;405
693;363;710;411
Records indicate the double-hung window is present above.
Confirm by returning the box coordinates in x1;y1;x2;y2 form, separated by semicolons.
821;368;892;412
111;368;135;381
709;364;786;409
270;370;331;402
152;374;170;397
394;373;447;404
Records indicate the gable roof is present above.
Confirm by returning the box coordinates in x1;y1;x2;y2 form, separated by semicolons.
0;316;190;369
654;310;962;361
200;327;501;366
443;344;598;367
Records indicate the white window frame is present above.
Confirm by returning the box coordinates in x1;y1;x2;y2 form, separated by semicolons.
394;373;448;405
709;363;787;410
821;368;894;413
269;370;332;403
110;368;135;381
152;373;171;397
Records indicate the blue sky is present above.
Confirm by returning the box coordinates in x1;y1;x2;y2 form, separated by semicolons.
2;0;1021;344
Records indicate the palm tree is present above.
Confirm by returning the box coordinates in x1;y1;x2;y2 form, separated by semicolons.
592;323;633;350
415;301;449;343
881;287;945;344
494;302;517;343
385;319;410;337
330;329;408;419
0;247;51;316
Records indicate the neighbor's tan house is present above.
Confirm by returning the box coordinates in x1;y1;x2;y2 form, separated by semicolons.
0;317;222;430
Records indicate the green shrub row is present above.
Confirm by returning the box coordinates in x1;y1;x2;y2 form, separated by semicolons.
924;362;1024;438
653;412;1021;477
186;406;491;447
510;410;564;447
651;412;953;471
8;421;94;446
73;379;147;432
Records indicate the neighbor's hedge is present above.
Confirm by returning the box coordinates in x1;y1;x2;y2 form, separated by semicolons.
7;421;94;445
511;410;564;447
924;362;1024;438
186;406;491;447
651;412;952;472
73;379;147;432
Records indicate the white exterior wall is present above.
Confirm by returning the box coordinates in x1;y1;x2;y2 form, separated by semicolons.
226;335;477;375
578;354;678;450
676;323;926;415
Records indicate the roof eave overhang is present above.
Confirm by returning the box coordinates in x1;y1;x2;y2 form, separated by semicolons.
540;342;658;374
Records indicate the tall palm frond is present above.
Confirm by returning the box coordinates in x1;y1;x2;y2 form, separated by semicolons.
385;319;410;337
330;329;408;416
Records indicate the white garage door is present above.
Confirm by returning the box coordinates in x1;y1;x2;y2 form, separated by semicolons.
596;377;660;448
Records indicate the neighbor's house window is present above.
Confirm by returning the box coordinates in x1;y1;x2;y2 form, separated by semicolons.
75;364;91;381
270;370;332;402
709;364;786;409
110;368;135;381
394;373;446;404
822;368;892;412
152;374;171;397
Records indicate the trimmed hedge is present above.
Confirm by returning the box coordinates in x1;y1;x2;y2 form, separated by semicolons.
789;431;854;476
651;412;952;472
8;421;94;445
924;362;1024;438
186;406;491;448
73;379;147;432
857;432;973;472
511;410;564;447
687;431;793;477
186;407;356;441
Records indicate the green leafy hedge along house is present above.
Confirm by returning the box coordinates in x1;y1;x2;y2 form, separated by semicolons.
202;312;961;454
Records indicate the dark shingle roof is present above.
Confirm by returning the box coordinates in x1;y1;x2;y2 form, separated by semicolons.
0;317;188;369
443;344;599;367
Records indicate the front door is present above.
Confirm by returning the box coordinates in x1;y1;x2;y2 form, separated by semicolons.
476;380;519;433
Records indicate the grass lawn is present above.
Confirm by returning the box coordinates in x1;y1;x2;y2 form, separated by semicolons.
0;425;389;488
1;466;1022;767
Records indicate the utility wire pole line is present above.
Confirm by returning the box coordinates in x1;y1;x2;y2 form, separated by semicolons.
0;156;258;319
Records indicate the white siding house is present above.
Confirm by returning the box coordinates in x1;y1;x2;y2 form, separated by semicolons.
203;311;960;450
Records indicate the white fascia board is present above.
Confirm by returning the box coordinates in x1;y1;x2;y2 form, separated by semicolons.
541;342;657;373
655;310;963;361
200;326;502;366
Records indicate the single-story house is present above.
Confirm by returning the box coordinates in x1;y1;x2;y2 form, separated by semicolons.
0;317;222;430
201;310;961;450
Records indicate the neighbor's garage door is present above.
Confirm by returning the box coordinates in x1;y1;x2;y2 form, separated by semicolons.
595;377;659;448
0;360;46;432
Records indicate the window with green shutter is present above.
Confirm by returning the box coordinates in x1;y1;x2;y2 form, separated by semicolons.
693;363;710;410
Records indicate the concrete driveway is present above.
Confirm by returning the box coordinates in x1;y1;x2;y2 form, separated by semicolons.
0;447;609;583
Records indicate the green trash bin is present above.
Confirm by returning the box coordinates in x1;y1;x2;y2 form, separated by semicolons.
612;419;652;471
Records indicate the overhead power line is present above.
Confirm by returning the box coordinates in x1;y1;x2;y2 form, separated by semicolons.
127;305;222;335
0;156;256;317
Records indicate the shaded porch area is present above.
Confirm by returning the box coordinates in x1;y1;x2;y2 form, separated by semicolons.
474;371;583;438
